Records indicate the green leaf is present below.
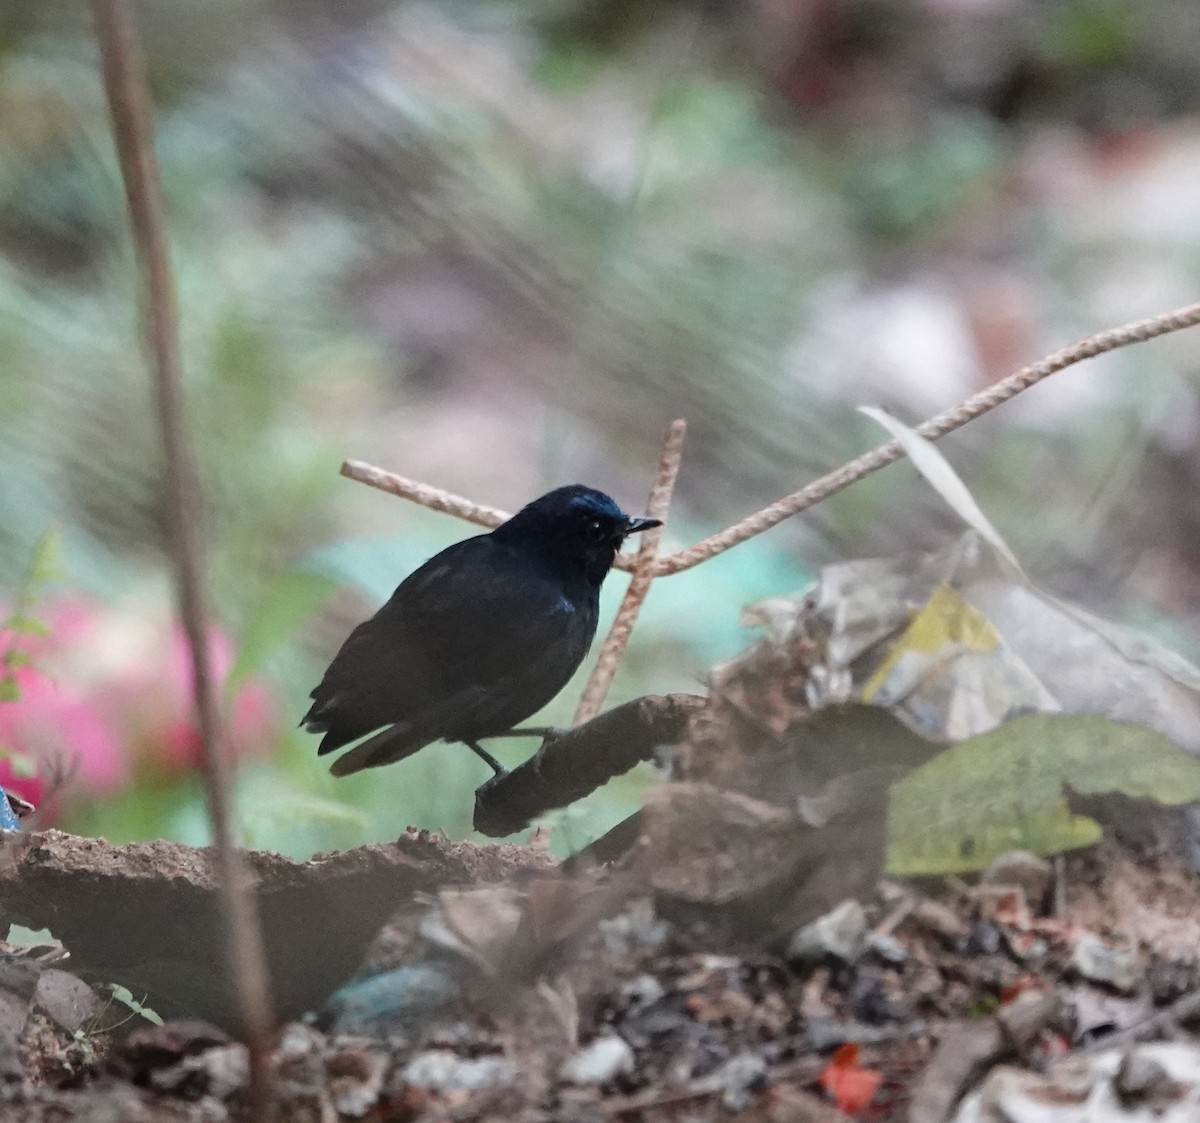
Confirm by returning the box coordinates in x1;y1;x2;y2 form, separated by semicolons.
3;614;50;638
886;713;1200;876
1;750;39;779
228;569;336;689
6;926;54;947
0;679;20;703
105;984;163;1026
27;526;65;585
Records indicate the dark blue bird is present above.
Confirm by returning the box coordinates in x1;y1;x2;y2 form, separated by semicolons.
304;485;660;777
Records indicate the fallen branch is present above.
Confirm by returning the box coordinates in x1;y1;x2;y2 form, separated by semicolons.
473;694;704;838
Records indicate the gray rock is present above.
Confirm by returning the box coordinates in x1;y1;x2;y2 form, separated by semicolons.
35;969;100;1034
787;900;868;966
981;851;1053;903
1115;1050;1174;1107
715;1053;767;1111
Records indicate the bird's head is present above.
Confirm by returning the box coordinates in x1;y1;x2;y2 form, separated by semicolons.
494;485;661;584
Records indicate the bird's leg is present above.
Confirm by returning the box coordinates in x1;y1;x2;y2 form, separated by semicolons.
465;741;507;776
486;726;565;741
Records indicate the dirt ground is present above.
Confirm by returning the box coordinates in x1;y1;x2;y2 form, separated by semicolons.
0;825;1197;1123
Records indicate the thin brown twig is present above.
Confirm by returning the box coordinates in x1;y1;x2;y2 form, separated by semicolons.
654;301;1200;575
572;419;685;725
91;1;275;1116
339;460;651;575
344;303;1200;583
340;460;510;531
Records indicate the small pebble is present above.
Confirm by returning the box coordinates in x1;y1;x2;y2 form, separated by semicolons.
966;918;1003;957
402;1050;515;1092
1072;933;1140;994
560;1034;635;1085
621;974;666;1010
715;1053;767;1111
1115;1050;1173;1105
869;933;908;965
981;850;1053;903
911;898;969;943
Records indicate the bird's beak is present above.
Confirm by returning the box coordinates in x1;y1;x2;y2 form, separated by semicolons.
623;516;662;536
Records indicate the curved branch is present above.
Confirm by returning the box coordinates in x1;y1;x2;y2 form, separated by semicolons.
473;694;704;838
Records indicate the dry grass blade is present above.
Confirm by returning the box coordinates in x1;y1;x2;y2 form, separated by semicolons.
91;0;276;1115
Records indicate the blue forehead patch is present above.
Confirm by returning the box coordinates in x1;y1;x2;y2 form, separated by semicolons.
567;491;622;518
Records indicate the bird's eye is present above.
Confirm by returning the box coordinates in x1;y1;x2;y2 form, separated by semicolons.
585;518;608;543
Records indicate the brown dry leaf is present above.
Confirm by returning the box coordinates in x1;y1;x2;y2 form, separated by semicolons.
420;886;525;977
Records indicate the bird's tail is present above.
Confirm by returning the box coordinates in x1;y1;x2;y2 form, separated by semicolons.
329;723;432;777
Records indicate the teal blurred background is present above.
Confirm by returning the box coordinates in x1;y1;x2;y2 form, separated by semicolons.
1;0;1199;856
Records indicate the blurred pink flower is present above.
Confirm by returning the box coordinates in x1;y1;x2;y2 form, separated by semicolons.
0;596;281;811
0;662;125;812
143;625;278;776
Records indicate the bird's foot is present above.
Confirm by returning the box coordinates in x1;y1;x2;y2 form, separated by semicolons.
466;741;508;776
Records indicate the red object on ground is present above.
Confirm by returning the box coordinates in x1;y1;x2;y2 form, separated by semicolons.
818;1043;883;1115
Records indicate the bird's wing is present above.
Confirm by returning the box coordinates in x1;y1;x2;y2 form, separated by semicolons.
402;540;585;678
326;685;491;775
305;536;590;755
